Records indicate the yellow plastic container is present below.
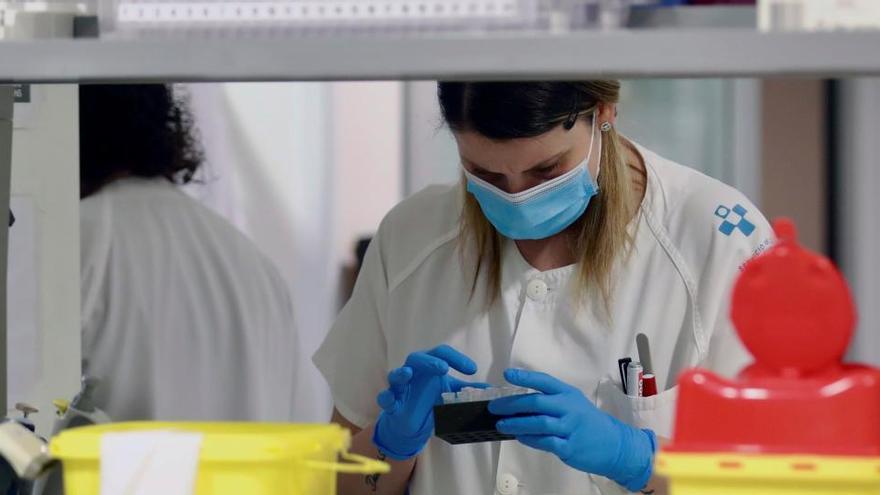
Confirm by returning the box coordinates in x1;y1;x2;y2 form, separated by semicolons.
49;422;389;495
656;451;880;495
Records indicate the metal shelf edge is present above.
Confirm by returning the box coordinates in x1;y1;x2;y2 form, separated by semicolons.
2;30;879;82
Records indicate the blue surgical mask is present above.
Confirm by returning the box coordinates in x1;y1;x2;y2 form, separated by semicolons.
463;118;601;240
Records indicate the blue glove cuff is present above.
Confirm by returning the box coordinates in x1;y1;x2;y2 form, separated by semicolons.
372;411;433;461
618;428;657;492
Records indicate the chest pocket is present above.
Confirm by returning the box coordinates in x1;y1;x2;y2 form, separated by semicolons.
588;376;679;494
594;376;678;436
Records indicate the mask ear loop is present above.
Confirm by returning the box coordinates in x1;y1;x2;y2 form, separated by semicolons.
591;111;602;188
560;104;602;188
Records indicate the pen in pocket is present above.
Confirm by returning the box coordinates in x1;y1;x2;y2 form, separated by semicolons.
637;333;657;397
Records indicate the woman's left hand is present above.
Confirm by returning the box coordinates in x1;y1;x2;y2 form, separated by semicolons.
489;368;656;492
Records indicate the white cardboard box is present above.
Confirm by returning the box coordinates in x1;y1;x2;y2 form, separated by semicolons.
759;0;880;32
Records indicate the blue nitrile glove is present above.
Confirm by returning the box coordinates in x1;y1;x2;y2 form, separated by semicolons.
489;369;657;492
373;345;484;460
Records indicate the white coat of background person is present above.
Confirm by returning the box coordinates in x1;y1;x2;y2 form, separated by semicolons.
79;85;299;422
314;81;776;495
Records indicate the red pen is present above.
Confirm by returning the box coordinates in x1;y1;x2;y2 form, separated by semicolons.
641;373;657;397
636;333;658;397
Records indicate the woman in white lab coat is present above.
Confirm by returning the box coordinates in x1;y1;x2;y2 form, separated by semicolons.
80;85;300;422
314;81;774;495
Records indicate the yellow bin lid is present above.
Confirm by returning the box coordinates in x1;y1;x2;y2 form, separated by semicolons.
657;451;880;484
50;422;350;463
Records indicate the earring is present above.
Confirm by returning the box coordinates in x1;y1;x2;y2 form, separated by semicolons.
600;121;612;132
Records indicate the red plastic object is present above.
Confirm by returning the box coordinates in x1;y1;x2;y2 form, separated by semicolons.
667;218;880;456
642;375;658;397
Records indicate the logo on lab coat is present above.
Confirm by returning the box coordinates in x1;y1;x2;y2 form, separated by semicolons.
715;204;756;237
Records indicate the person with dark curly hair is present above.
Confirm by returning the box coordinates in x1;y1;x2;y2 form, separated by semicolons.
79;85;301;422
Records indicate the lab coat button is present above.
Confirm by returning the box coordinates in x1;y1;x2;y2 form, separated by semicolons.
526;279;549;301
497;473;520;495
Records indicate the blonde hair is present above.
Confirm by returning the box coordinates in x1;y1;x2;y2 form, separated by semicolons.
458;81;639;310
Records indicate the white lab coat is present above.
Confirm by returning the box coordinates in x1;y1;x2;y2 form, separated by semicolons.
81;177;299;422
313;144;774;495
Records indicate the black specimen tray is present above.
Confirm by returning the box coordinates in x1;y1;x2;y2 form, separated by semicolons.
433;400;516;444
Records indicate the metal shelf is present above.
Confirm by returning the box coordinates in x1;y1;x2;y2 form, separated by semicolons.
2;29;880;83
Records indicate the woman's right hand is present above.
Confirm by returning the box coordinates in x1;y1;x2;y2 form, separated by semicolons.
372;345;480;460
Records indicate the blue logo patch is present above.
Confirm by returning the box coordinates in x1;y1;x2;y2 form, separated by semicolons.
715;204;755;237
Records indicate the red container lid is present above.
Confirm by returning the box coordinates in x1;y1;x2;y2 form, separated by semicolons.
667;219;880;456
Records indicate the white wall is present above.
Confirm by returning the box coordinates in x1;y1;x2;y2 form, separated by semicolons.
331;82;403;270
403;81;460;195
187;82;335;422
187;82;403;422
838;79;880;366
8;84;80;435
